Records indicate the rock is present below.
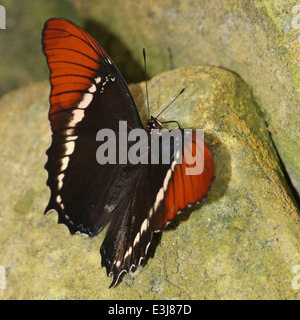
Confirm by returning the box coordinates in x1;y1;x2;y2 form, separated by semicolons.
0;66;299;299
73;0;300;197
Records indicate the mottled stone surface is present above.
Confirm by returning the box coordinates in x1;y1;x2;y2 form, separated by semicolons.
0;66;299;299
72;0;300;197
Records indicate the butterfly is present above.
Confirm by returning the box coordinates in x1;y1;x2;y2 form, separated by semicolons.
42;18;215;287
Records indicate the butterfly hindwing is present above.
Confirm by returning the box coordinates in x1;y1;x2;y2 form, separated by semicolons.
100;131;214;287
150;131;215;230
100;165;152;287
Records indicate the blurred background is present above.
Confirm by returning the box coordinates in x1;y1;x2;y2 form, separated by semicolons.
0;0;78;97
0;0;145;98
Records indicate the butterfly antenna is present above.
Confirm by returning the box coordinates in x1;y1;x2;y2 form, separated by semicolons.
143;48;150;119
155;88;185;119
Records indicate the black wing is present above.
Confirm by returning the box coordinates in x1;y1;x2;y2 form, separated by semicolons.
101;131;214;287
42;18;143;236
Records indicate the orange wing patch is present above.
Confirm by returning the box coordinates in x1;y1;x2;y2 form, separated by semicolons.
162;133;214;229
42;18;107;115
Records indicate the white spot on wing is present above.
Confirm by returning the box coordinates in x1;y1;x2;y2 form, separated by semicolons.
140;219;148;235
154;188;164;211
124;246;132;260
57;173;65;190
77;92;93;109
60;157;70;171
133;232;141;247
64;141;75;155
88;84;96;93
149;207;153;218
171;160;176;171
163;168;172;191
149;163;175;217
65;135;78;142
69;109;85;127
116;260;121;268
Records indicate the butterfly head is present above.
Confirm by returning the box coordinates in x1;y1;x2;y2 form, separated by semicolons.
146;116;163;133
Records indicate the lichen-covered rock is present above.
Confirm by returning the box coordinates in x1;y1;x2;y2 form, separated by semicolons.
0;66;299;299
73;0;300;197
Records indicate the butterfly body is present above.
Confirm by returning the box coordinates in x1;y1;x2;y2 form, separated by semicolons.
42;18;214;287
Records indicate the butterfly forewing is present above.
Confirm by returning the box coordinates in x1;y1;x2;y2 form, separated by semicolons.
42;18;142;128
42;18;143;236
